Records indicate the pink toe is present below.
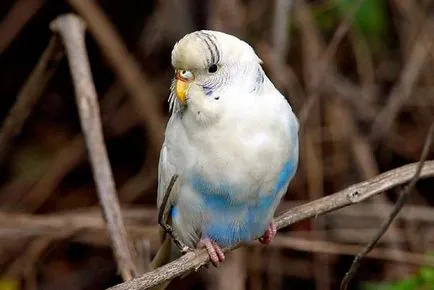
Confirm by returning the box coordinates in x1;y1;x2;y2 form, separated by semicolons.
198;237;224;267
212;241;225;262
259;223;277;245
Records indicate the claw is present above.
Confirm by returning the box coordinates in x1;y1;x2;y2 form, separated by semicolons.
259;222;277;245
197;237;225;267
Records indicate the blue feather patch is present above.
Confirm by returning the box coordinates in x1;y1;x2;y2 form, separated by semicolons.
191;175;238;208
188;158;297;247
191;174;252;246
273;159;296;193
170;206;178;219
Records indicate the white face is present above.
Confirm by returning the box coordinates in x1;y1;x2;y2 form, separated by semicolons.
169;30;263;124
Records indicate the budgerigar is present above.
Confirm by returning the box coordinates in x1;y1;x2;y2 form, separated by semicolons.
151;30;299;284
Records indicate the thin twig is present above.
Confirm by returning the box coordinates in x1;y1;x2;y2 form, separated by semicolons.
4;236;66;279
157;174;190;252
0;36;63;162
107;160;434;290
293;228;434;245
328;203;434;223
340;123;434;290
17;136;86;211
19;94;141;212
0;0;45;55
50;14;139;281
336;101;411;277
325;74;376;121
0;208;157;239
18;75;145;211
271;236;434;267
67;0;166;152
157;175;178;229
370;20;433;142
297;0;366;126
272;0;292;62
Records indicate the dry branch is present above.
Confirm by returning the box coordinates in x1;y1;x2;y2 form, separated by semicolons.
271;236;434;267
21;95;142;212
297;0;365;126
21;75;145;212
370;21;433;141
4;237;63;278
21;136;86;211
0;208;157;240
0;0;45;55
67;0;166;151
340;123;434;289
108;160;434;290
334;99;411;277
0;36;63;161
50;14;138;281
294;228;434;245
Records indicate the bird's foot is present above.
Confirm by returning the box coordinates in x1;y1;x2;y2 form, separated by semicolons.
259;222;277;245
197;237;225;267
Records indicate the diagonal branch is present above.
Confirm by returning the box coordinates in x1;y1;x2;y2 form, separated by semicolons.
370;20;433;141
107;160;434;290
50;14;139;281
0;36;63;162
67;0;166;152
0;0;45;55
340;123;434;289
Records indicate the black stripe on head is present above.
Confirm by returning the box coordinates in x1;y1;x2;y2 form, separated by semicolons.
250;66;265;94
197;31;220;65
195;32;213;64
201;31;221;64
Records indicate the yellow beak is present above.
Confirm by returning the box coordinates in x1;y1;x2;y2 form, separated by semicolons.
175;79;189;104
175;71;192;104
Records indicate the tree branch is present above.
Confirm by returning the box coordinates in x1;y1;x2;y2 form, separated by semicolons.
107;160;434;290
370;20;433;141
271;236;434;267
340;123;434;289
67;0;166;152
50;14;139;281
0;0;45;55
0;36;63;161
0;208;158;240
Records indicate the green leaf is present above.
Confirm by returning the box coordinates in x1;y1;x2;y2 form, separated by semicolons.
362;253;434;290
419;266;434;284
332;0;389;53
391;277;421;290
334;0;387;32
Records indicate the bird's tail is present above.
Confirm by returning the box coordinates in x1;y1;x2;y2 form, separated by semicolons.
148;237;177;290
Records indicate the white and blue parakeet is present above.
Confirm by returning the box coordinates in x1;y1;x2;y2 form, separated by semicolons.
152;30;299;273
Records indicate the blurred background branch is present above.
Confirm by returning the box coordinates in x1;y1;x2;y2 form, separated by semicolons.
50;14;139;281
0;0;433;289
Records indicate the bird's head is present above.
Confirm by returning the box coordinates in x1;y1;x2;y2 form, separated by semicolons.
169;30;264;124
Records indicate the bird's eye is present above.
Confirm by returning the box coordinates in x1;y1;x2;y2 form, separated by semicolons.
208;64;218;73
179;70;194;80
